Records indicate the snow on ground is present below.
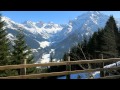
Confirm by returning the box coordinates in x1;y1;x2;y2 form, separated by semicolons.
57;73;93;79
104;61;120;68
57;61;120;79
40;50;57;63
57;71;100;79
35;49;56;67
92;71;100;78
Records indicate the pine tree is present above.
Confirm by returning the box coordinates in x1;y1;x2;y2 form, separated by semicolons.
118;33;120;55
82;36;89;59
26;48;36;74
50;52;53;62
101;16;118;58
87;32;99;58
49;53;55;72
63;52;69;61
0;14;17;76
0;14;10;65
11;29;36;75
88;16;119;58
87;28;105;59
116;21;120;56
97;28;104;52
105;16;118;37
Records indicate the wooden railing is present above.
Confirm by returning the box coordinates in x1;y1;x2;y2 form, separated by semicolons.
0;58;120;79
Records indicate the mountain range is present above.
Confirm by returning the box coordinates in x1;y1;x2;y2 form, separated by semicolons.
2;11;120;63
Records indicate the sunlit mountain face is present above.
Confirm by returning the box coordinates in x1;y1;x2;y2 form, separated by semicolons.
2;11;120;63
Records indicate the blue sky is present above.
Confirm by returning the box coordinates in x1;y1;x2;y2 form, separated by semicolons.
1;11;120;24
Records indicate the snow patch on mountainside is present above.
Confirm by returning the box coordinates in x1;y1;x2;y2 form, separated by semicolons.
34;40;51;48
31;49;38;53
39;41;51;48
7;33;15;41
90;14;98;24
50;49;55;53
6;33;16;45
67;23;73;33
2;16;64;40
38;49;56;63
2;16;24;30
40;54;50;63
22;21;64;39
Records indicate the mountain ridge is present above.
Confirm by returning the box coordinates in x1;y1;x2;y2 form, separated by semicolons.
2;11;120;63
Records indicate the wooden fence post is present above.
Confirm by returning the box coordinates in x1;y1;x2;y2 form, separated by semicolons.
20;59;26;76
100;54;105;77
24;59;26;75
66;50;71;79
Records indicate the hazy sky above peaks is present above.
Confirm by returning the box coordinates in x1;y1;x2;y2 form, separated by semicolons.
2;11;120;24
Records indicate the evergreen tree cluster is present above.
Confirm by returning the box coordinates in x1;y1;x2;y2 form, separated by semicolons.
0;14;36;76
61;16;120;70
87;16;120;59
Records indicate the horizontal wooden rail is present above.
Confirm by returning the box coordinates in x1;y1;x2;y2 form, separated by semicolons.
0;58;120;71
0;67;120;79
0;62;66;71
68;58;120;65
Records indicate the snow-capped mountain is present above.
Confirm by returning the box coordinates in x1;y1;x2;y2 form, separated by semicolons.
2;11;120;63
